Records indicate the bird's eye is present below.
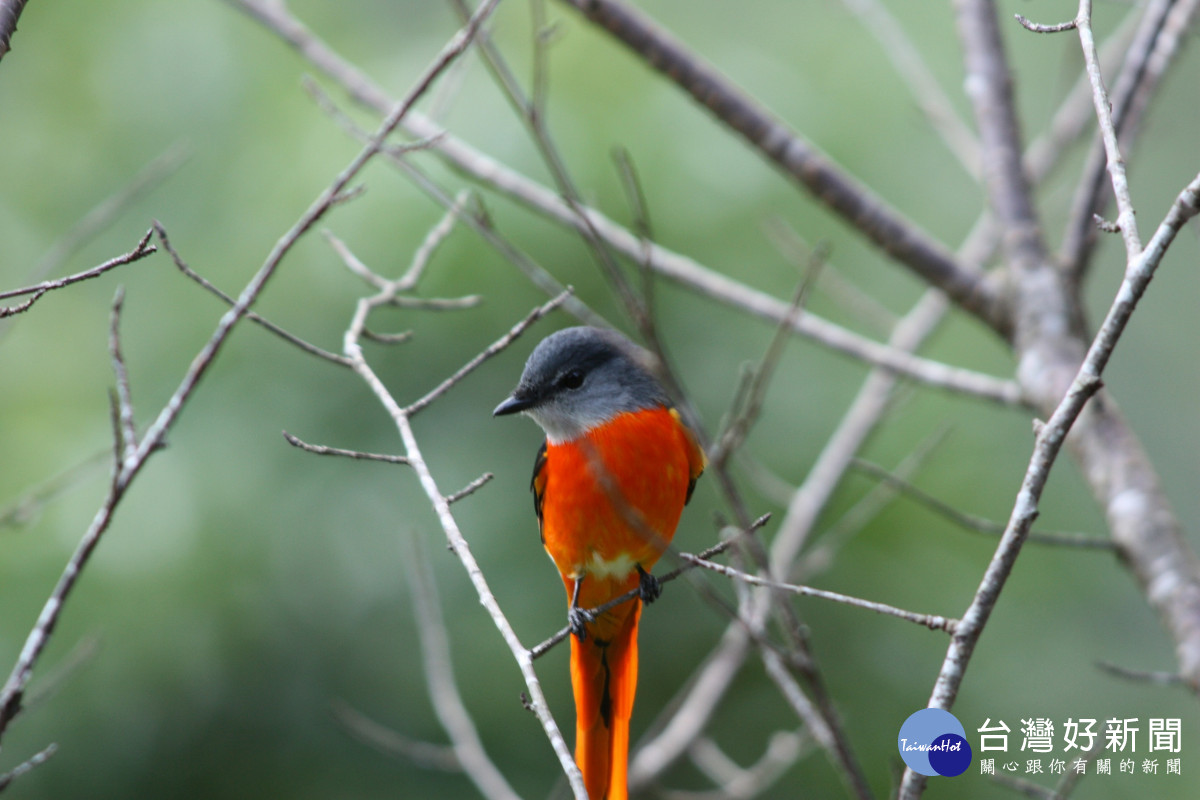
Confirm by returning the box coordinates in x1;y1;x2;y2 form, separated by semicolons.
557;369;585;390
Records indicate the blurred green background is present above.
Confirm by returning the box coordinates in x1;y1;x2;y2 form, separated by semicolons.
1;1;1198;797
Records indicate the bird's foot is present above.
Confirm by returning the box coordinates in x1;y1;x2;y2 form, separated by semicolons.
568;605;596;640
637;565;662;604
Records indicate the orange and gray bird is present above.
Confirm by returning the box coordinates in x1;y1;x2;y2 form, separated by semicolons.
495;326;705;800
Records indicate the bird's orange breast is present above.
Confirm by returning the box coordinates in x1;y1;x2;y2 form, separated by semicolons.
538;406;701;596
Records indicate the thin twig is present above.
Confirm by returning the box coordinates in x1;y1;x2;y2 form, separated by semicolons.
0;229;155;300
849;458;1115;550
403;289;573;417
445;473;494;506
282;431;410;465
108;288;138;467
324;228;386;289
27;142;189;286
1059;0;1196;279
159;221;352;366
401;189;471;290
1094;660;1189;687
669;731;808;800
763;218;895;338
448;0;650;336
804;426;950;576
1014;14;1077;34
710;249;824;471
1075;0;1142;263
0;743;56;793
0;229;156;319
19;636;102;715
0;451;109;531
302;75;602;328
682;555;958;634
331;701;461;771
1022;4;1141;184
844;0;982;178
361;328;413;345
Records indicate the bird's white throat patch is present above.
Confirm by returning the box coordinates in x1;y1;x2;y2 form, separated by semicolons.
526;405;614;445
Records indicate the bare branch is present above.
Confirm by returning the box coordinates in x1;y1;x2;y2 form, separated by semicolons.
955;0;1053;322
1013;14;1076;34
19;636;101;715
323;228;387;289
683;554;957;634
401;190;471;290
0;0;498;754
0;0;30;61
1023;7;1137;184
557;0;1006;332
0;229;156;317
1074;0;1142;262
445;473;494;506
160;223;352;366
755;641;875;800
0;290;45;320
630;624;753;790
107;288;138;467
0;743;56;794
668;731;808;800
361;328;413;345
1094;660;1189;688
338;273;584;794
849;458;1115;550
403;289;573;417
710;252;823;472
282;431;410;465
27;142;188;287
403;528;523;800
899;171;1200;798
763;218;896;338
844;0;981;178
804;425;948;575
448;0;651;336
0;451;108;531
331;701;461;771
0;463;125;740
1059;0;1197;278
304;75;602;328
236;0;1023;406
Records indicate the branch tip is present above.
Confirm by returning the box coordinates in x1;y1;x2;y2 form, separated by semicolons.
1014;14;1077;34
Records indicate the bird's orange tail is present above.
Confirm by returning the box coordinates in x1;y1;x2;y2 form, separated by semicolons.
570;598;641;800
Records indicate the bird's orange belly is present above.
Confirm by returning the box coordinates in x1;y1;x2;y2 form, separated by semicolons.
539;407;692;587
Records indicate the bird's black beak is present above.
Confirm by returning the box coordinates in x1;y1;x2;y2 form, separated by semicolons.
493;392;534;417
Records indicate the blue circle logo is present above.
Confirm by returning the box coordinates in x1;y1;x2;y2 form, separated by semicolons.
898;709;972;777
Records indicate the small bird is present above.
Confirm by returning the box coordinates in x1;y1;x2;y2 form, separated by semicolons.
494;326;705;800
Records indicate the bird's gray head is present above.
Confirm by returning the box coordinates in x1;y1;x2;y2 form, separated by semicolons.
493;326;670;443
